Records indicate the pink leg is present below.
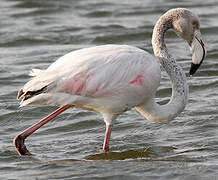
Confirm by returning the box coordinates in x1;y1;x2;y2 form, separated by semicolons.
13;105;71;156
103;124;112;152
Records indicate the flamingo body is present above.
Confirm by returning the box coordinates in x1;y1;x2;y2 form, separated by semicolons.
21;45;160;123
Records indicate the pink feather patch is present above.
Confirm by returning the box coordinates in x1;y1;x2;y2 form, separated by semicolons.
129;74;143;85
60;70;90;94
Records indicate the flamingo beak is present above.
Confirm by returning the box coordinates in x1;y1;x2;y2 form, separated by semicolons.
189;30;206;76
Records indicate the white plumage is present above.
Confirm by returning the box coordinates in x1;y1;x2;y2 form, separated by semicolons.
20;45;160;116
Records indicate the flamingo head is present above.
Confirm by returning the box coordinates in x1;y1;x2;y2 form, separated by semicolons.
171;8;206;75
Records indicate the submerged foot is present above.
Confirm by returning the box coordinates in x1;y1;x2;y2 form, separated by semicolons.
13;135;31;156
103;146;109;153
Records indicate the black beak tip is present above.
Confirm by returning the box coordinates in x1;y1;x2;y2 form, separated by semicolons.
189;63;200;76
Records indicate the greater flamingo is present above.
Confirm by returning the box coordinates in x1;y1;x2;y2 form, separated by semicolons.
14;8;206;156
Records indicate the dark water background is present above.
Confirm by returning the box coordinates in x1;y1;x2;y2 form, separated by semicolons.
1;0;218;179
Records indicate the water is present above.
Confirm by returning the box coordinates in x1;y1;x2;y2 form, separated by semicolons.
0;0;218;179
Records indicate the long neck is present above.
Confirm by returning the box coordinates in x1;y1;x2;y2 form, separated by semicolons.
136;14;189;123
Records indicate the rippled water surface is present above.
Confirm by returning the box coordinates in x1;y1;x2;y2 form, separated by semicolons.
1;0;218;179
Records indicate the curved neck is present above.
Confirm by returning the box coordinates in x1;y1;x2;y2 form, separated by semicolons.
136;14;189;123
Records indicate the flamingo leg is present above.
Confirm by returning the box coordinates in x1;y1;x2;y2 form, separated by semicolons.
103;124;112;152
13;105;71;156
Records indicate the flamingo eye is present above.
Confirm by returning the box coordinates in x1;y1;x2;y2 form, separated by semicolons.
192;20;200;29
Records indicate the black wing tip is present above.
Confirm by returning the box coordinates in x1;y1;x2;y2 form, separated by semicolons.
17;89;24;100
17;85;48;101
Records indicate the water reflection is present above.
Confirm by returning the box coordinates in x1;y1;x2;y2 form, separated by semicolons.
85;146;177;160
